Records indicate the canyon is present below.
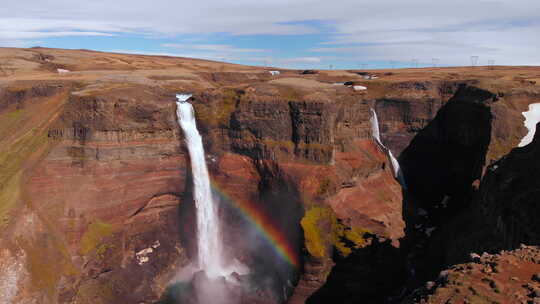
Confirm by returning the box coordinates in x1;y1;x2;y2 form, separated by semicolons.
0;47;539;303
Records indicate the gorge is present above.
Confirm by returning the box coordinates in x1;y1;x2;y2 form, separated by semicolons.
0;47;539;304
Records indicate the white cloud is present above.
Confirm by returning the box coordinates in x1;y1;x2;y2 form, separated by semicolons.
162;43;267;53
278;57;322;64
109;49;270;65
4;0;534;37
0;39;33;48
0;31;114;40
1;0;540;66
311;24;540;66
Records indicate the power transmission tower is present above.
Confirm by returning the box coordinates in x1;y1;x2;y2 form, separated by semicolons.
390;60;397;69
470;56;479;67
329;64;333;70
488;60;495;70
432;58;439;67
412;59;419;68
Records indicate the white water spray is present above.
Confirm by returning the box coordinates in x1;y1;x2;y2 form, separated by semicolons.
176;93;225;277
370;108;406;188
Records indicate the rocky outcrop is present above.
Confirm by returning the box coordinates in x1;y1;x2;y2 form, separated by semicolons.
405;245;540;304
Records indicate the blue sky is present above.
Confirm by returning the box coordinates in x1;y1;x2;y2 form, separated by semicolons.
2;0;540;69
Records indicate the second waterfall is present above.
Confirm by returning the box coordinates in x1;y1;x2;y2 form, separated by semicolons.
175;93;225;278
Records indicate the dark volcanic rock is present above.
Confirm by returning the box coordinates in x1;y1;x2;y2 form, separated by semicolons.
441;122;540;262
400;84;494;212
400;104;540;301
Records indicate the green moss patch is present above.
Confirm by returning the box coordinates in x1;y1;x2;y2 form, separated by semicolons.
80;220;114;255
0;107;27;141
21;232;79;301
301;207;333;258
262;139;295;152
334;225;371;257
0;173;22;228
0;125;50;228
0;91;67;230
301;206;371;259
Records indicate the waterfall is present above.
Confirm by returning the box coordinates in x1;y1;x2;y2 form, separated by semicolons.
370;108;382;146
370;108;406;188
176;93;225;277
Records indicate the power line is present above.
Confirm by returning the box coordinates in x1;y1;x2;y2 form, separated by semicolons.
488;60;495;70
470;56;479;67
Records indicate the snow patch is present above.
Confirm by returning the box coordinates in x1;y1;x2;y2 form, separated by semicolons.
353;85;367;91
56;68;70;74
269;71;280;76
518;103;540;147
135;241;160;265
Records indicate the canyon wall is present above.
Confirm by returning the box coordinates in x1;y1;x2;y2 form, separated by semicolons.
394;82;540;294
1;53;539;303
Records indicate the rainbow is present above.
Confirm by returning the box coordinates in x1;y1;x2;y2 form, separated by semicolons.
210;180;301;268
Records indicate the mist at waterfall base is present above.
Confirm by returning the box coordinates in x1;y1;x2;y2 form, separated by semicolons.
161;94;300;304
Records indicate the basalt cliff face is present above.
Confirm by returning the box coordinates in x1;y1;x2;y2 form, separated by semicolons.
403;121;540;303
0;48;540;304
395;83;540;290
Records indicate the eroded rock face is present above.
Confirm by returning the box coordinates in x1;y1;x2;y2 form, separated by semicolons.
374;81;444;156
14;86;189;303
2;48;539;304
0;81;402;303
